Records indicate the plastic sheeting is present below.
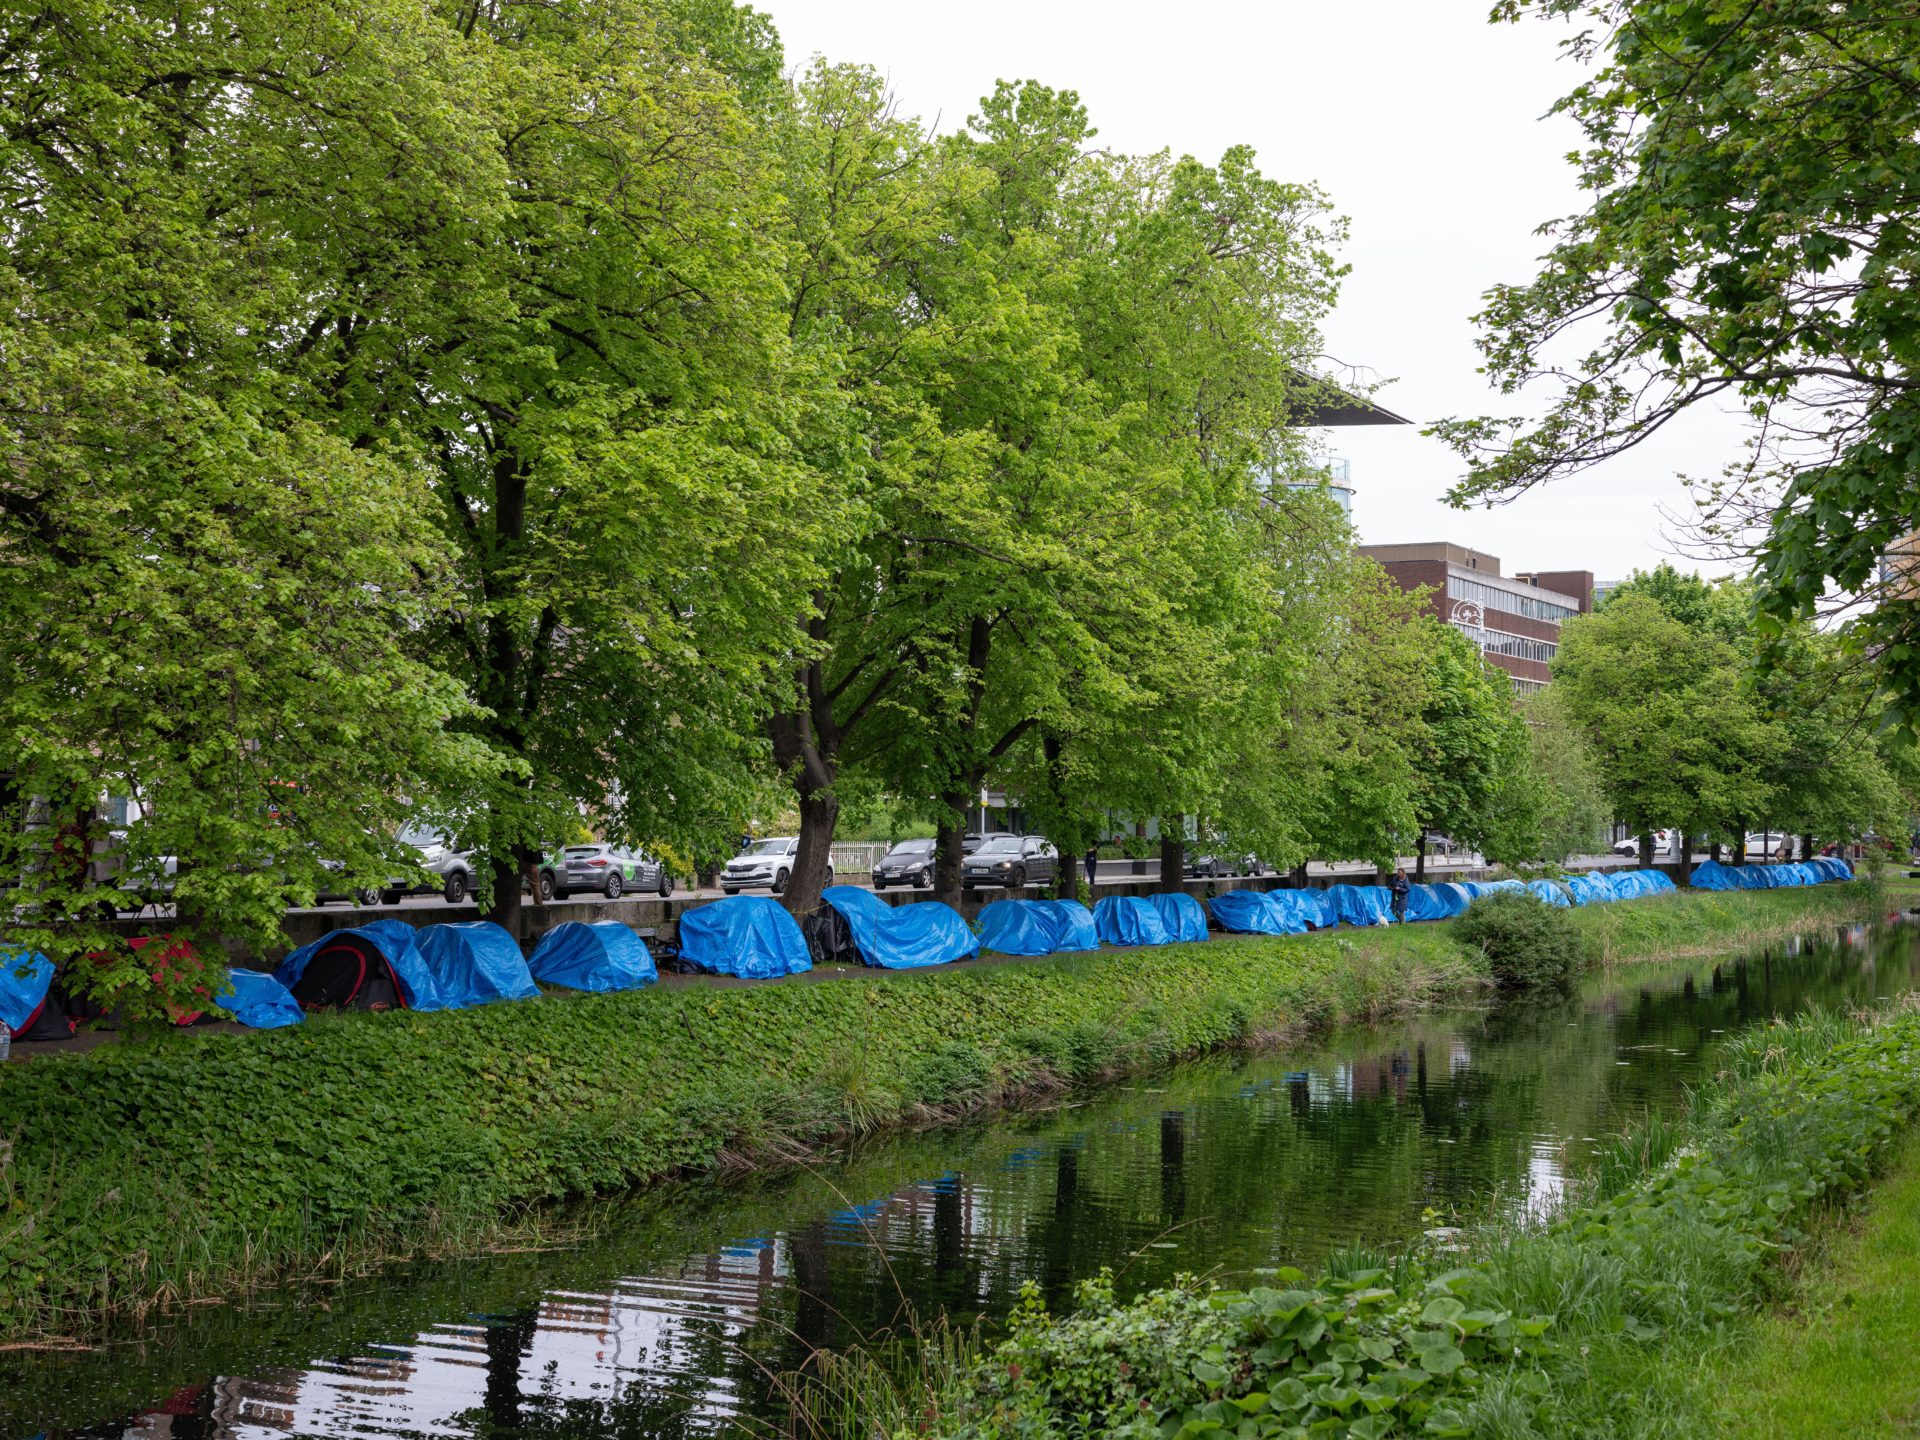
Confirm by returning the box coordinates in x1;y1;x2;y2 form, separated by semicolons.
1475;879;1528;899
1565;873;1618;905
975;899;1098;956
1431;882;1475;917
1526;879;1573;908
1094;895;1173;946
274;920;447;1011
822;886;979;969
1692;858;1848;891
1150;891;1209;943
0;948;54;1034
1326;883;1395;926
1406;883;1466;922
529;920;658;992
1209;889;1308;936
215;969;304;1029
415;922;541;1006
677;896;813;979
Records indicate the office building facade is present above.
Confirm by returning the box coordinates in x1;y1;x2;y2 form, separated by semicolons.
1356;542;1595;694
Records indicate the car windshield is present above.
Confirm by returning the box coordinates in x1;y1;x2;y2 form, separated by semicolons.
889;839;934;855
975;837;1023;856
563;846;605;857
744;839;791;856
397;825;447;849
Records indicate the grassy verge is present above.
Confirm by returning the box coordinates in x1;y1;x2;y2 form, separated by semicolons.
0;881;1880;1342
1570;879;1889;963
1695;1127;1920;1439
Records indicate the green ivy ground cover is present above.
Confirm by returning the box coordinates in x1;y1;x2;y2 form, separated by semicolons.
0;882;1878;1340
909;978;1920;1439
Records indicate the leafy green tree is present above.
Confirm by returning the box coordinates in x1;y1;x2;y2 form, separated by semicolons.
1483;687;1611;867
1409;626;1530;878
1436;0;1920;730
1551;595;1782;877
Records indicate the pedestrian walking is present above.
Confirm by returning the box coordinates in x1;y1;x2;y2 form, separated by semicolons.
1083;843;1099;891
1389;865;1410;924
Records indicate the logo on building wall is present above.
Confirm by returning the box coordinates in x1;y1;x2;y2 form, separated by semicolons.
1449;599;1486;636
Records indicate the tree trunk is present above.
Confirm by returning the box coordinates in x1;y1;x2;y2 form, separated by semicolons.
1734;823;1748;867
1709;841;1722;864
932;794;970;908
1158;826;1184;894
1414;835;1427;884
1291;861;1308;889
1801;832;1815;863
1639;831;1654;868
1672;825;1693;887
784;787;840;916
485;848;523;935
1044;730;1079;903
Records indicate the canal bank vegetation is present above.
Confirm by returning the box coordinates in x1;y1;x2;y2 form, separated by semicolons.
875;983;1920;1440
0;882;1881;1342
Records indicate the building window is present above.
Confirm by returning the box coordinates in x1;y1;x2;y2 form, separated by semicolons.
1510;676;1547;696
1447;574;1578;623
1473;627;1558;664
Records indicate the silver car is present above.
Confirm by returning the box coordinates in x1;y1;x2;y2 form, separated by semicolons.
721;837;832;895
553;843;674;900
382;825;476;905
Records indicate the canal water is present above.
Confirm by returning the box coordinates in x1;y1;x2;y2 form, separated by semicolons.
6;922;1915;1439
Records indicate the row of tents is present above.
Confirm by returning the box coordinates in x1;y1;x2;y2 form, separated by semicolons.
0;859;1856;1039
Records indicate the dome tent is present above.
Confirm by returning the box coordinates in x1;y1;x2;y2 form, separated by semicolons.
1209;890;1308;936
677;896;812;979
821;886;978;969
275;919;446;1012
1325;884;1395;926
529;920;658;992
1565;873;1619;905
976;899;1099;956
1093;895;1173;946
415;922;540;1007
1149;891;1209;942
1;948;73;1041
1526;879;1573;907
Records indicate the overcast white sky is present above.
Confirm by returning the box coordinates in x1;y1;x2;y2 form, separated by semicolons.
759;0;1747;582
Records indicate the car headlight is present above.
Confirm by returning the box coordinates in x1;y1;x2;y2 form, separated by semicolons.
995;861;1012;870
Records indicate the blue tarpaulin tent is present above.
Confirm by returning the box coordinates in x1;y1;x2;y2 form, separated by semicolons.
976;899;1098;956
415;922;540;1006
1431;882;1475;917
1688;860;1740;891
1209;889;1306;936
1406;883;1468;921
678;896;813;979
1526;879;1573;908
822;886;979;969
1;948;55;1035
274;920;447;1011
215;969;304;1029
1094;895;1173;946
1150;891;1209;943
1566;873;1618;905
529;920;658;991
1326;883;1395;926
1811;856;1853;881
1287;888;1338;929
1476;879;1528;899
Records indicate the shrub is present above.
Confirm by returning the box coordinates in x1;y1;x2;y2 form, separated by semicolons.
1453;890;1586;990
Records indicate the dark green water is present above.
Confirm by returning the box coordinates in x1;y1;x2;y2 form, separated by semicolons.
6;922;1915;1439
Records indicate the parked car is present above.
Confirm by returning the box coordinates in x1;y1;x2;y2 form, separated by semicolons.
873;838;936;889
1185;852;1241;879
1745;832;1796;860
382;825;476;905
550;843;673;900
964;831;1016;854
721;837;832;895
1611;829;1676;858
961;834;1058;891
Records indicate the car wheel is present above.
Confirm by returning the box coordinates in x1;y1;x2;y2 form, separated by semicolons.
772;868;789;895
1009;865;1027;889
443;871;468;905
658;871;673;897
722;885;739;895
380;888;403;906
538;872;555;902
916;869;930;888
604;871;625;900
873;877;888;890
355;887;381;907
826;866;835;885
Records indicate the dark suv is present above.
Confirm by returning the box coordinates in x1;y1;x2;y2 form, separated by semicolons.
961;834;1058;891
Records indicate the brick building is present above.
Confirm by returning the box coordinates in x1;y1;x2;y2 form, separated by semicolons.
1356;542;1595;695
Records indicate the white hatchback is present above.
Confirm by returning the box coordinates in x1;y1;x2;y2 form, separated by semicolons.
720;837;833;895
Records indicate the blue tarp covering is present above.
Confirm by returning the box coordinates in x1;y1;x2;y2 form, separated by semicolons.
1094;895;1173;946
1407;883;1471;921
1290;888;1338;929
1326;883;1395;926
0;948;54;1033
1688;859;1740;891
415;922;540;1006
273;920;448;1010
1811;856;1853;881
215;969;304;1029
677;896;813;979
1150;891;1209;943
1209;889;1308;936
822;886;979;969
1566;873;1618;905
1527;879;1573;908
1694;858;1850;892
1476;879;1529;898
1636;869;1677;893
975;899;1099;956
529;920;658;991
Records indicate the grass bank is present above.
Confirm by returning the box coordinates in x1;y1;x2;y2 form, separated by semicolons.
1570;877;1889;963
0;881;1880;1342
888;981;1920;1440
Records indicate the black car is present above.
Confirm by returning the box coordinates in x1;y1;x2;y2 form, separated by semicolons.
964;830;1016;854
873;838;936;889
961;834;1058;891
